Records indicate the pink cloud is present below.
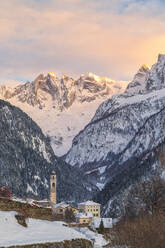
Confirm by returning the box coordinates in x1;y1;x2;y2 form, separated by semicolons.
0;0;165;82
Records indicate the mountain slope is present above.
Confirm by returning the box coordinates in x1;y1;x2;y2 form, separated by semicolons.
0;73;128;155
65;54;165;216
0;99;93;201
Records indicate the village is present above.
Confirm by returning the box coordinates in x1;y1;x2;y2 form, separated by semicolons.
0;171;113;247
49;171;113;230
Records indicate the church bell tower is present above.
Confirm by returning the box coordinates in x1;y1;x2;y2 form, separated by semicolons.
50;171;56;205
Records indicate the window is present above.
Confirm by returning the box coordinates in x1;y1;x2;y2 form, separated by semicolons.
83;220;86;223
96;209;98;211
52;183;55;188
53;176;54;179
96;214;98;216
93;214;95;216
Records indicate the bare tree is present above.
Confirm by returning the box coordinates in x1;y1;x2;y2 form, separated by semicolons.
112;213;165;248
124;176;165;217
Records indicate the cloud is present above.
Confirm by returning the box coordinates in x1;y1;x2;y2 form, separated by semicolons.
0;0;165;82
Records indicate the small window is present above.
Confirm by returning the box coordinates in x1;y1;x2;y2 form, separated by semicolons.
53;176;54;179
83;220;86;223
52;183;55;188
96;214;98;216
93;214;95;216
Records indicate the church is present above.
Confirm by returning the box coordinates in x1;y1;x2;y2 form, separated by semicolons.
49;171;102;224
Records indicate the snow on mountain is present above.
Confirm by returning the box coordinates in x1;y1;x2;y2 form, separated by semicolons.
65;54;165;216
65;86;165;169
65;55;165;169
125;64;150;94
0;73;128;156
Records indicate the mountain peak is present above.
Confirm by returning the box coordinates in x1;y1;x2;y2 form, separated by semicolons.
84;72;113;83
140;64;150;71
48;72;56;78
125;64;149;94
158;53;165;62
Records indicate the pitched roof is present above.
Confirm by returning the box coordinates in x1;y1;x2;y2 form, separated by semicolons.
78;200;101;206
75;212;93;219
52;202;69;209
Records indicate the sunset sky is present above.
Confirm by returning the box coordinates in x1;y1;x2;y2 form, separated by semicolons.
0;0;165;82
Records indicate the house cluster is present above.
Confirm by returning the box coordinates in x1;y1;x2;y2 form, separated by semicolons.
50;171;112;228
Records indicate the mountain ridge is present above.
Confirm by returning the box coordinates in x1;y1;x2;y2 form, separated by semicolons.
0;72;128;156
64;54;165;216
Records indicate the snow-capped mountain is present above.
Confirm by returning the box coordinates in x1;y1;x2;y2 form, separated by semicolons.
65;54;165;216
0;72;128;156
125;64;150;94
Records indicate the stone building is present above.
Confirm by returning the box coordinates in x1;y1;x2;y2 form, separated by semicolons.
52;202;79;217
50;171;56;205
78;200;101;218
75;212;93;224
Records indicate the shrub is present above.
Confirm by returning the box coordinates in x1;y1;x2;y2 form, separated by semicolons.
0;186;12;198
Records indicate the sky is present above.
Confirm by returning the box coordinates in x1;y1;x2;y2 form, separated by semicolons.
0;0;165;82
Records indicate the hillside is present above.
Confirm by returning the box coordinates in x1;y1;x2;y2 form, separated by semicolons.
0;99;93;201
0;211;91;247
0;198;107;248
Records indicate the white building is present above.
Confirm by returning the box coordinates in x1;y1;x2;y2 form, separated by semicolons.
78;200;101;218
75;212;93;224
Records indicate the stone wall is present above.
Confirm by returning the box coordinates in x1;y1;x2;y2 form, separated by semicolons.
3;239;93;248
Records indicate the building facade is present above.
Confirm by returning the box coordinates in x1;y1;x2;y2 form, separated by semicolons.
52;202;79;217
50;171;56;205
78;200;101;218
75;213;93;224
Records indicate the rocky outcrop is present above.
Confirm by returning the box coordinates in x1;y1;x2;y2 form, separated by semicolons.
125;64;150;94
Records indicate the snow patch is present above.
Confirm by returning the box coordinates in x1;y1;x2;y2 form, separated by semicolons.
0;211;87;247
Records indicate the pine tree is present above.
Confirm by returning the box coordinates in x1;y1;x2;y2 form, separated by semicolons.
65;208;76;223
98;219;104;234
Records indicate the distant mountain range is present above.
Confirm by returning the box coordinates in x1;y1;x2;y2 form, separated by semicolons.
0;73;128;156
2;55;165;218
